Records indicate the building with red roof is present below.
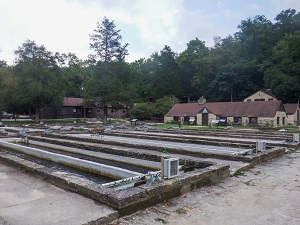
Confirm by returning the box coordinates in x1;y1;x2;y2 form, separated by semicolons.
164;90;300;127
284;103;300;126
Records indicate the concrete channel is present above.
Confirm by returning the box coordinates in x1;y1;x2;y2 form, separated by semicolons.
0;126;295;224
98;129;297;150
0;140;143;180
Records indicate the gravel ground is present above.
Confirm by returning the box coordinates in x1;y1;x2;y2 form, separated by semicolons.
109;151;300;225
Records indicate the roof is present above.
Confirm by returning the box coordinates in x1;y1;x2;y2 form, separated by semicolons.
165;103;202;117
202;101;284;117
260;89;277;99
243;89;277;101
63;97;83;107
283;103;299;115
165;101;285;118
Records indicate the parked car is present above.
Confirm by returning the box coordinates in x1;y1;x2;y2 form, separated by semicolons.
2;112;14;119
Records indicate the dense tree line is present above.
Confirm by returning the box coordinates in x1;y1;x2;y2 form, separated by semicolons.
0;9;299;121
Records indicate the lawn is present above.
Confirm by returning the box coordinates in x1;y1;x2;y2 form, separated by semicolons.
152;123;226;130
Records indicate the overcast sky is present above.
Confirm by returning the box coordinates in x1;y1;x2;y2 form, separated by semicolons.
0;0;299;64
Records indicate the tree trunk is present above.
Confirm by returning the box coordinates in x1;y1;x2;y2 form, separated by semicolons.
35;111;40;122
103;104;108;123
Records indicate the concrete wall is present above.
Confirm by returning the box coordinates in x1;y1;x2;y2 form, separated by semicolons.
164;116;173;123
244;91;277;102
208;114;286;128
94;107;128;119
0;144;286;215
286;111;299;126
196;114;217;126
286;114;294;126
274;111;287;127
255;112;286;127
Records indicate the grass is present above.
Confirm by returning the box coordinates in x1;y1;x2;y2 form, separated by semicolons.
106;118;127;124
154;218;168;224
0;119;85;126
175;207;188;214
153;123;226;130
286;148;297;154
0;118;128;126
233;170;246;177
243;179;256;186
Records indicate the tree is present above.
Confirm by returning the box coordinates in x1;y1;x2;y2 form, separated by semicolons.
210;61;257;102
129;103;154;120
264;32;300;102
153;96;179;121
149;45;181;100
235;15;275;63
89;17;129;62
274;9;300;39
177;38;211;98
0;49;7;67
55;52;88;98
130;59;156;102
13;39;65;121
86;17;131;122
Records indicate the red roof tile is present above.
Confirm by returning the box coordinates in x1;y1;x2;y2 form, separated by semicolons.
165;101;285;118
63;97;83;107
165;103;202;117
283;103;299;115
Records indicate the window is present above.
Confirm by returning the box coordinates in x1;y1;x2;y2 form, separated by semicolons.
247;99;251;102
249;117;258;124
234;117;242;124
277;117;280;125
219;117;227;125
282;117;285;125
268;98;273;101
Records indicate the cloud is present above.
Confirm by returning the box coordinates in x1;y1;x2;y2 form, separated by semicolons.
247;3;261;11
1;0;300;65
270;0;300;11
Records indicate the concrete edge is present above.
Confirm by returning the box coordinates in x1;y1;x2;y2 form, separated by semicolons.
0;151;229;217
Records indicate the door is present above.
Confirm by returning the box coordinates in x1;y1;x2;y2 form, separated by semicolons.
202;113;208;126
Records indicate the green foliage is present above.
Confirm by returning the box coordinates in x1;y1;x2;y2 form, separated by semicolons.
86;17;132;122
129;103;154;120
150;45;182;100
89;17;129;62
129;96;178;120
177;38;212;97
264;32;300;102
1;40;65;120
153;96;179;119
1;9;300;120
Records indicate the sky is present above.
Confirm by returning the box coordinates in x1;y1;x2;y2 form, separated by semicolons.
0;0;299;65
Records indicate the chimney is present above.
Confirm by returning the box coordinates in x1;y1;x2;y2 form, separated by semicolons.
198;96;206;105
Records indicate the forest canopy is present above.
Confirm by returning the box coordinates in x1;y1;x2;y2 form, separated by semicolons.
0;9;299;120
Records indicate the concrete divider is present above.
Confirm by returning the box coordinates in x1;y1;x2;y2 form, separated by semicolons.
0;151;230;216
0;141;142;179
28;140;161;170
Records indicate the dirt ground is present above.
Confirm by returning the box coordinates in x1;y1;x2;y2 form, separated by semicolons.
109;151;300;225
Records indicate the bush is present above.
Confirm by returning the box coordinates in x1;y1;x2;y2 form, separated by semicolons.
153;96;179;119
129;103;154;120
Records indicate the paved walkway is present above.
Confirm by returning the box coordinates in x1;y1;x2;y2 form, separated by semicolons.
109;152;300;225
0;163;118;225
